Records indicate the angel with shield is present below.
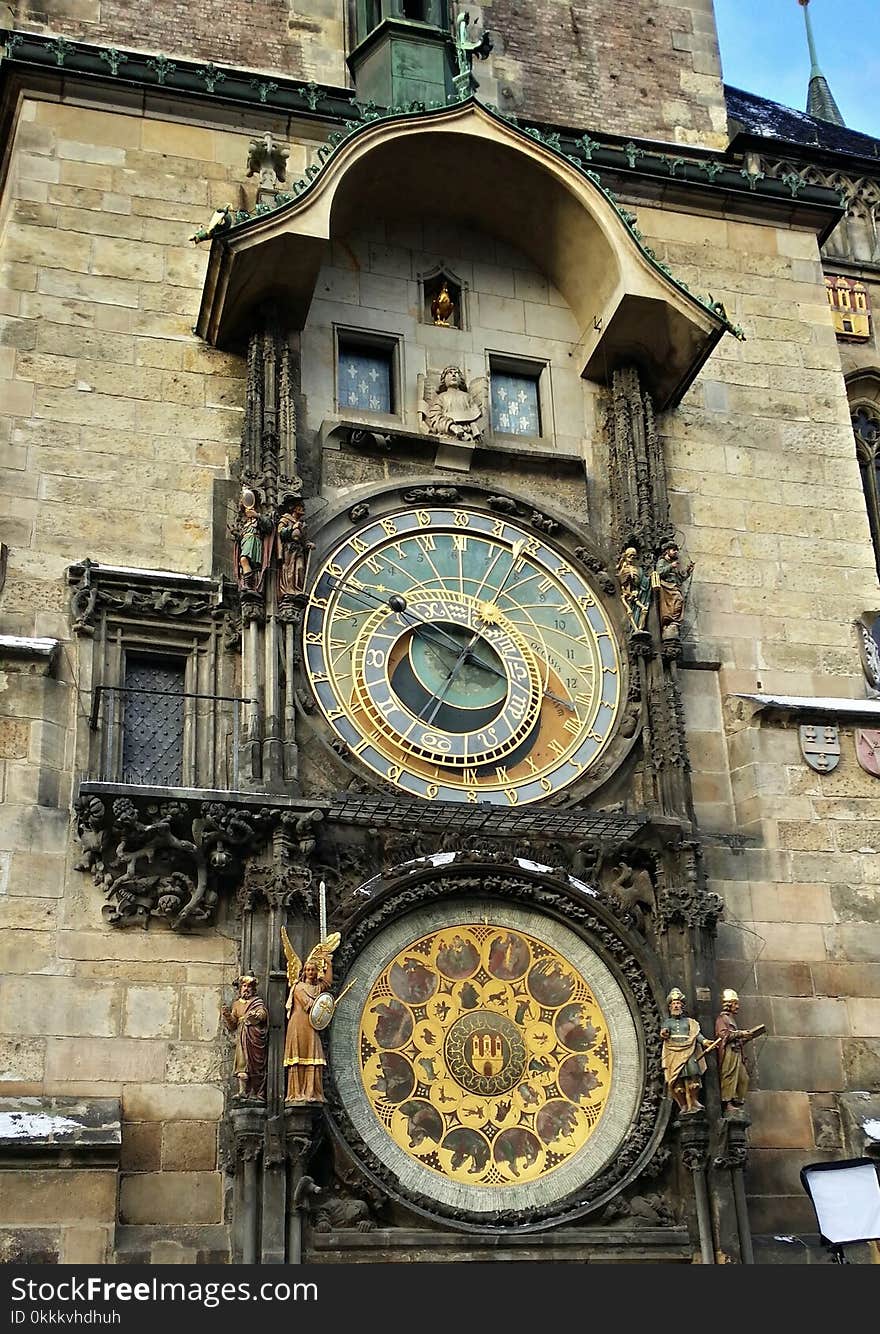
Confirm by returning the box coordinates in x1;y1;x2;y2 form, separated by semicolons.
419;365;487;441
281;927;342;1103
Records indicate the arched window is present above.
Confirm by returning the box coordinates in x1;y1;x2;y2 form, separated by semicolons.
854;404;880;577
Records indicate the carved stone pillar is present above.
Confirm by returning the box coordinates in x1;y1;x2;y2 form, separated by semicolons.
230;1104;266;1265
236;318;301;791
605;365;692;821
678;1113;715;1264
715;1110;754;1264
285;1106;321;1264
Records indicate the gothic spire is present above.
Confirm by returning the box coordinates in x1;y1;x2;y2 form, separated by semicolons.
797;0;845;126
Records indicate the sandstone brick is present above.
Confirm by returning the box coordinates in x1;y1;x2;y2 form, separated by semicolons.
757;1038;843;1092
0;1036;45;1082
810;962;880;998
161;1120;217;1171
61;1227;111;1264
842;1039;880;1088
120;1120;162;1173
123;986;178;1039
747;1091;815;1149
770;997;850;1038
45;1036;166;1083
122;1083;223;1121
179;987;221;1042
2;1171;117;1223
845;998;880;1038
119;1171;222;1225
0;976;120;1037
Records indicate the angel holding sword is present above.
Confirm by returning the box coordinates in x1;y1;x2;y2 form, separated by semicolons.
282;927;341;1103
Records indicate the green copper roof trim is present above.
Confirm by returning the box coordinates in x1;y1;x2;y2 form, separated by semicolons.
1;29;846;211
209;95;746;341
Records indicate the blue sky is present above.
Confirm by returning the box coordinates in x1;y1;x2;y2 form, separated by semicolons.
714;0;880;138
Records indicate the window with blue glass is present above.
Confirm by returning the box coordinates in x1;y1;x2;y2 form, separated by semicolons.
490;368;542;437
338;338;394;414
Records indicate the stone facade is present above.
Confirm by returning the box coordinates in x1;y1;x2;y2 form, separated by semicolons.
0;3;878;1266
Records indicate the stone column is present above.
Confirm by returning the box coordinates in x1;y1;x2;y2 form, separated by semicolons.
715;1110;754;1265
230;1105;265;1265
678;1113;715;1264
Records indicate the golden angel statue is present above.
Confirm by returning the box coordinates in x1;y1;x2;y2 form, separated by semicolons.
419;366;487;442
281;927;341;1104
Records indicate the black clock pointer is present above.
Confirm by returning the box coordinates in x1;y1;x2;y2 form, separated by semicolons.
326;574;575;711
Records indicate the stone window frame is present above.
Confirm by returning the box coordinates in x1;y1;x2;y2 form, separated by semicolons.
850;392;880;581
68;563;238;792
334;324;404;425
485;350;553;445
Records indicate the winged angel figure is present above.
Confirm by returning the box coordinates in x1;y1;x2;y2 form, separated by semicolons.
281;927;341;1103
419;366;488;442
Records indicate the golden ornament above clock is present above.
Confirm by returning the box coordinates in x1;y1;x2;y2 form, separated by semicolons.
303;501;625;805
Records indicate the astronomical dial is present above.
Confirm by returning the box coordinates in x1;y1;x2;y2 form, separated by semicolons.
303;503;624;805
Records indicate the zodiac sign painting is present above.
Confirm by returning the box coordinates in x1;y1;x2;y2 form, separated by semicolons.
357;924;613;1187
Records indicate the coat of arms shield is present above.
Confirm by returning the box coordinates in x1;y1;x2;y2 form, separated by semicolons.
855;728;880;778
799;724;840;773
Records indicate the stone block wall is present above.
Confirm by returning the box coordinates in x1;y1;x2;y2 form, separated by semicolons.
13;0;727;146
0;97;269;1248
14;0;349;89
638;200;880;1232
484;0;727;145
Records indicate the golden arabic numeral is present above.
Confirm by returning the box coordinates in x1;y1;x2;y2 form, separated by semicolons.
380;518;398;538
306;632;323;645
579;594;595;610
556;564;573;579
351;536;367;555
328;562;344;578
425;783;439;799
587;729;604;742
602;664;619;676
387;764;402;783
467;790;479;804
417;533;436;553
416;510;432;528
525;537;541;557
312;673;329;684
492;518;506;538
453;533;468;551
540;777;552;794
311;595;329;609
453;510;470;528
504;788;519;806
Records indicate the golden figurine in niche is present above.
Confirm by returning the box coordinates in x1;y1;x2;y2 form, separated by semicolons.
431;280;455;327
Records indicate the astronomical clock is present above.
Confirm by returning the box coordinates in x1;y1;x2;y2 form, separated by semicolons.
293;483;668;1233
303;490;631;807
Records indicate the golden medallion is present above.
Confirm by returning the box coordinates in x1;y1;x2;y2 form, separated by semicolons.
357;923;613;1187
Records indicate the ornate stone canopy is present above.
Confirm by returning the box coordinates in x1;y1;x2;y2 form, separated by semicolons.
195;99;729;409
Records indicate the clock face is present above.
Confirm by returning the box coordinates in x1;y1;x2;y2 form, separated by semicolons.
303;503;624;804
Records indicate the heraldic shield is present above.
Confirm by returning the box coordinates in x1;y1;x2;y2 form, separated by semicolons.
799;724;841;773
855;728;880;778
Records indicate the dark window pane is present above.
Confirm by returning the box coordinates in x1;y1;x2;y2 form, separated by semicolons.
491;372;541;436
122;658;185;785
338;343;393;413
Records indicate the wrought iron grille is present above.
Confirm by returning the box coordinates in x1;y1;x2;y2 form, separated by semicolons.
121;658;185;786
